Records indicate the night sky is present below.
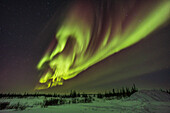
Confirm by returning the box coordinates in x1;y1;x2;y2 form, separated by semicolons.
0;0;170;94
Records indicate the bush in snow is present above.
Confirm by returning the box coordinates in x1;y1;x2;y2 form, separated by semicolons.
42;98;59;107
0;102;10;110
8;102;27;110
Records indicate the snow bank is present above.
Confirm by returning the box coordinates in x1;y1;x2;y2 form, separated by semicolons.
127;90;170;102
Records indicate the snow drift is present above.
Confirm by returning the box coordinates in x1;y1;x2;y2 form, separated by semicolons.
127;90;170;102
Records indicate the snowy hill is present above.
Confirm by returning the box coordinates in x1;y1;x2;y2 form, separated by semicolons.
127;90;170;102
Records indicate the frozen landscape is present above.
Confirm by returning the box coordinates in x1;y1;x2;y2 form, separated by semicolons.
0;0;170;113
0;90;170;113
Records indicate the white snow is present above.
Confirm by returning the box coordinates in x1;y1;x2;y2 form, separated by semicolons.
127;90;170;102
0;90;170;113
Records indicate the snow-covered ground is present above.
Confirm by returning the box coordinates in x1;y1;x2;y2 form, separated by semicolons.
0;90;170;113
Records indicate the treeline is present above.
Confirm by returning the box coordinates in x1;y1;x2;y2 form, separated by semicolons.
160;89;170;94
97;84;138;99
0;84;138;99
0;93;58;98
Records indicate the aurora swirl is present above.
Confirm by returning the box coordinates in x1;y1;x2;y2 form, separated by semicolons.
36;0;170;90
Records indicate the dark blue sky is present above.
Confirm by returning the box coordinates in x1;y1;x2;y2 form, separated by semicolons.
0;0;70;93
0;0;170;93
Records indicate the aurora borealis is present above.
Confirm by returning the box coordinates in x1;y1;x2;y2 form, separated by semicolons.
36;0;170;89
0;0;170;93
